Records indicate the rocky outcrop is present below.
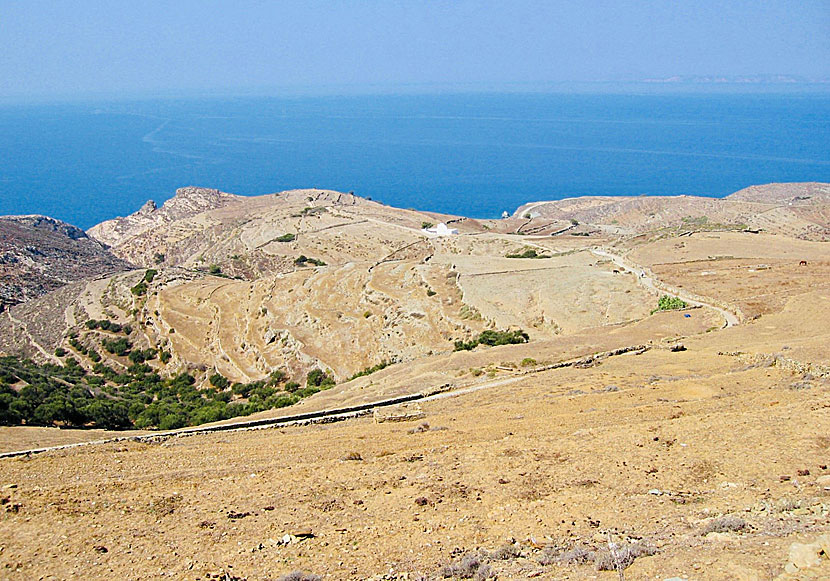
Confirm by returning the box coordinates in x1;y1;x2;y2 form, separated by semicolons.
0;215;134;311
87;187;244;249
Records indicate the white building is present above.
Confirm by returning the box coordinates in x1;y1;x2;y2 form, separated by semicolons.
422;222;459;237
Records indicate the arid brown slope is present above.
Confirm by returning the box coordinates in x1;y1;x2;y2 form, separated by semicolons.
512;182;830;241
0;292;827;580
0;215;133;311
1;184;830;579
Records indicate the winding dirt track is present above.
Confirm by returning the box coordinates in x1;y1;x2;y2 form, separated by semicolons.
590;247;741;327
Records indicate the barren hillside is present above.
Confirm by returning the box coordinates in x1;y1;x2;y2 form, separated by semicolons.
512;182;830;241
1;183;829;579
0;215;133;311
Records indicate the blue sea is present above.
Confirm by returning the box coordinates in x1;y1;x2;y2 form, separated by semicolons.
1;93;828;229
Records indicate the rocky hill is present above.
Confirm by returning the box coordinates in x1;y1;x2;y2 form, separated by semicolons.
87;186;244;251
0;215;133;312
512;182;830;240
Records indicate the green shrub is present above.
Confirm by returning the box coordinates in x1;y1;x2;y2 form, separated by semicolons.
209;373;229;389
208;264;222;275
294;255;326;267
102;337;131;356
453;329;529;351
275;233;296;242
128;348;156;364
347;360;391;381
506;248;549;259
652;295;688;314
131;281;148;296
268;369;287;385
454;339;478;352
306;368;335;389
478;329;529;346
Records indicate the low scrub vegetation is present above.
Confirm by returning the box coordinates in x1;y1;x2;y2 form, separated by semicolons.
506;248;550;259
454;329;529;351
701;515;748;534
347;360;391;381
275;233;296;242
294;255;326;267
291;206;327;217
84;319;130;334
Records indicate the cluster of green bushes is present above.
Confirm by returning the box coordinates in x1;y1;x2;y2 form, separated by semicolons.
0;354;339;431
84;319;131;335
294;255;326;267
347;360;391;381
453;329;529;351
66;336;102;362
652;295;688;314
131;269;158;296
102;337;132;356
505;248;549;259
0;355;133;429
275;233;296;242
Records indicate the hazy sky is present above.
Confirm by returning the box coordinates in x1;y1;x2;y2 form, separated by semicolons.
1;0;828;98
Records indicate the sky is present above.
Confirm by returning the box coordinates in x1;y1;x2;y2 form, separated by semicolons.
0;0;828;99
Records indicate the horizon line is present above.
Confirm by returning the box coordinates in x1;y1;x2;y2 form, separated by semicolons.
2;79;830;105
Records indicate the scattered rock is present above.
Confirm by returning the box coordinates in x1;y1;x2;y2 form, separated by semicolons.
93;545;108;554
787;541;823;570
227;510;252;520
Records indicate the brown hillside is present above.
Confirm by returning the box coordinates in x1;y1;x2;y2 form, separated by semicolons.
1;183;829;579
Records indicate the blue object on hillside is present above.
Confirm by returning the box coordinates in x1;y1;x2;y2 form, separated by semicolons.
684;314;691;318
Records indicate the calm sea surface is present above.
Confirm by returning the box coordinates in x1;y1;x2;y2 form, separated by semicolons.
1;93;828;229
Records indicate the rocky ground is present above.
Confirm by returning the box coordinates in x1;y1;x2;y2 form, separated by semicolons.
0;215;133;311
